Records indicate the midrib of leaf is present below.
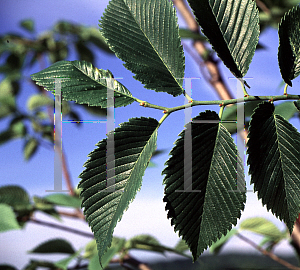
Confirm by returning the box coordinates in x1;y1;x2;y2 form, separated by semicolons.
111;127;158;218
123;3;183;93
100;0;185;96
188;0;259;79
99;129;157;254
80;119;159;260
71;61;132;99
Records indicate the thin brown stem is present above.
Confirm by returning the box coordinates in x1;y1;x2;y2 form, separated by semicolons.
236;233;300;270
57;210;84;219
256;0;270;14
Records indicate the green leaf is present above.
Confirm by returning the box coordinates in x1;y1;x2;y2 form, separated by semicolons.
174;239;190;253
274;101;298;120
209;228;237;254
54;250;81;270
125;234;191;258
240;217;284;241
10;119;26;137
179;29;207;41
86;28;113;54
78;117;159;262
0;130;14;145
0;78;17;118
0;185;30;207
125;234;165;254
0;204;21;232
222;101;262;134
0;265;18;270
27;94;53;111
187;0;259;79
31;60;135;108
294;100;300;111
88;237;125;269
163;111;246;261
0;96;15;119
83;240;98;259
84;237;125;262
29;239;75;254
24;138;39;160
278;5;300;86
247;101;300;234
100;0;185;97
20;19;34;32
33;196;61;221
75;41;94;64
43;194;82;208
23;260;56;270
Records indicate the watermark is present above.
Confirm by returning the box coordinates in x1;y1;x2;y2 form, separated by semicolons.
228;77;252;193
46;79;68;192
46;77;121;193
175;77;252;193
48;76;252;194
176;78;201;192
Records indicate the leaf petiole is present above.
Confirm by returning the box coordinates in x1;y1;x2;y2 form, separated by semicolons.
284;83;288;95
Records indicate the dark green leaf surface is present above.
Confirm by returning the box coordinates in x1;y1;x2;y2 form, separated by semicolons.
78;117;158;262
0;265;17;270
247;102;300;233
163;111;246;261
278;5;300;86
29;239;75;254
100;0;185;97
187;0;259;79
0;185;30;207
31;60;135;108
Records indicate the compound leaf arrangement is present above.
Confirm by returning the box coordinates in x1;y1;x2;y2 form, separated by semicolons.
31;0;300;264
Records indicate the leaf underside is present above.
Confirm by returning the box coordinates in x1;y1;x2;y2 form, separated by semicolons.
247;102;300;233
187;0;259;79
31;60;135;108
78;117;158;262
163;111;246;261
100;0;185;97
278;5;300;86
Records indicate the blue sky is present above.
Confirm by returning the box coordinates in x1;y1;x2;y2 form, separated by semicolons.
1;0;299;267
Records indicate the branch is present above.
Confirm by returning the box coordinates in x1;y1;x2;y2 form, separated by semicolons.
236;233;300;270
119;254;152;270
256;0;270;14
29;217;94;238
166;94;300;114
